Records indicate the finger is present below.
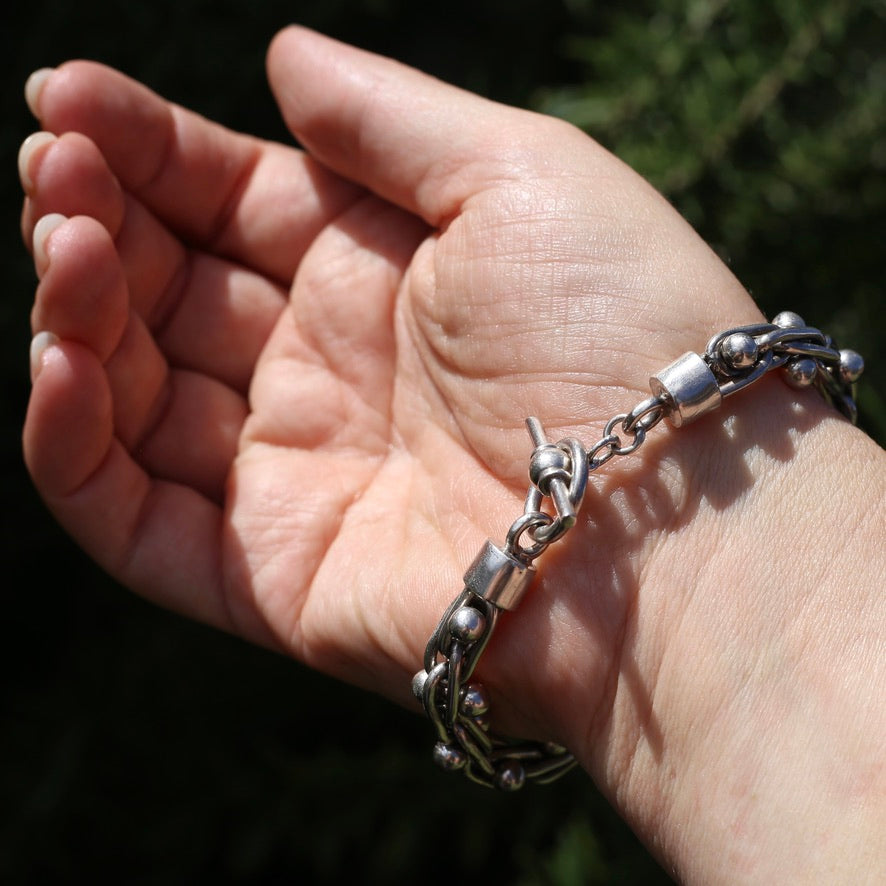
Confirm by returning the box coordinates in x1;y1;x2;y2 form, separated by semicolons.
20;131;124;248
102;315;246;501
32;215;247;500
20;130;185;321
133;369;247;499
151;252;286;394
31;214;128;361
27;64;364;284
21;134;287;392
23;337;233;633
266;27;581;225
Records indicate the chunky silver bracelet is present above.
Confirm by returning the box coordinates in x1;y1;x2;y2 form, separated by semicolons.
412;311;864;791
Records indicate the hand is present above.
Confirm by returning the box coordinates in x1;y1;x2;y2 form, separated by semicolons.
21;26;754;687
21;27;885;883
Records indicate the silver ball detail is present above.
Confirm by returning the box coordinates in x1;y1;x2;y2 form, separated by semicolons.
411;670;429;701
528;445;571;496
773;310;805;329
719;332;759;369
448;606;486;643
433;742;468;772
838;349;864;384
494;760;526;791
459;683;490;717
784;357;818;388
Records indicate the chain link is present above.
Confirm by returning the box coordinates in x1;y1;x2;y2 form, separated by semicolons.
414;312;864;789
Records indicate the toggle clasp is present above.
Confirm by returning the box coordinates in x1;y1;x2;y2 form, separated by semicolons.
523;417;589;548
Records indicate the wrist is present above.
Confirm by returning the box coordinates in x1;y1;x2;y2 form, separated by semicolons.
558;389;886;882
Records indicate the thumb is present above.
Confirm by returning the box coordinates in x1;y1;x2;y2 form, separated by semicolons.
265;26;580;225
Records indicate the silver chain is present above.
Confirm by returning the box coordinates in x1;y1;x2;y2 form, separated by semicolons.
413;312;864;790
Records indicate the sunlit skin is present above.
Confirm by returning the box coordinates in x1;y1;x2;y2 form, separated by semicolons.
20;27;885;884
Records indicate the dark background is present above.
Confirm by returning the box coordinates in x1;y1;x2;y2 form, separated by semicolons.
2;1;883;883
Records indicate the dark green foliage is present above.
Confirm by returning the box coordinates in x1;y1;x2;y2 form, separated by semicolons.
2;0;882;882
537;0;885;438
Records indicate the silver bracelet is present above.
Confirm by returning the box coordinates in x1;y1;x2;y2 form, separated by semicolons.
412;311;864;790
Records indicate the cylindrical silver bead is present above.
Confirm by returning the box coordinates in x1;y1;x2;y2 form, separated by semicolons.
463;541;536;611
649;351;722;427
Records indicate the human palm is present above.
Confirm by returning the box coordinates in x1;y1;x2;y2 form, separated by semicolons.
23;27;758;716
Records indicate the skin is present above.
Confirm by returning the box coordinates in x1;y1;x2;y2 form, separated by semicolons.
20;27;886;883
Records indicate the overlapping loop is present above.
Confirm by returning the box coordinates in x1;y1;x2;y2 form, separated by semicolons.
705;315;862;423
414;591;576;790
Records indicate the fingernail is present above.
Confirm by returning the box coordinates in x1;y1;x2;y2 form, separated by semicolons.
18;131;57;192
32;213;67;278
25;68;55;119
30;331;60;382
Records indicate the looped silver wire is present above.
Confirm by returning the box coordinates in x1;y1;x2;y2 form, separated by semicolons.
417;563;573;789
704;322;776;364
714;349;777;399
754;325;828;351
587;433;621;470
622;395;669;434
777;341;841;364
604;413;647;456
506;512;553;562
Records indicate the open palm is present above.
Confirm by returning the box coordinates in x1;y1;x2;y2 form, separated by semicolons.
24;29;768;750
